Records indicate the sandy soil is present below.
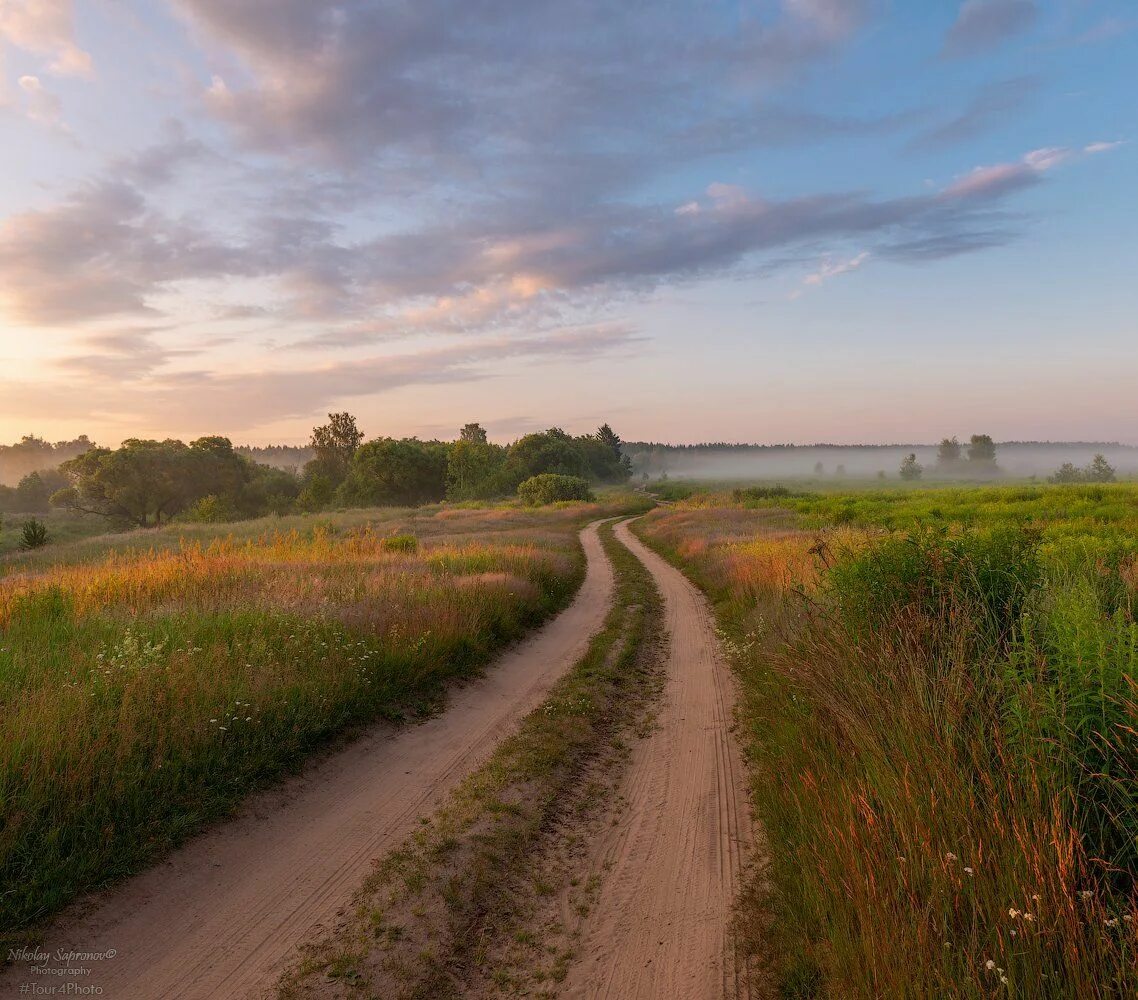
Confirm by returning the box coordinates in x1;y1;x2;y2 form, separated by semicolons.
560;518;754;999
0;520;614;1000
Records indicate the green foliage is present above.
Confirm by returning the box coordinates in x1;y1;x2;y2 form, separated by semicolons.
380;533;419;553
831;524;1042;652
1050;454;1117;484
640;489;1138;997
306;412;364;487
19;518;49;550
936;435;962;468
182;494;238;523
898;452;923;480
731;485;804;503
967;432;998;469
51;437;294;527
337;438;448;507
445;435;507;501
517;473;594;505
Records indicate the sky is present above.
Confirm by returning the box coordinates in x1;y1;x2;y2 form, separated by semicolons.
0;0;1134;447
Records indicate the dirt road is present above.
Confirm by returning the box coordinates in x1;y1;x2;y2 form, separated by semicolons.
1;521;614;1000
561;518;754;999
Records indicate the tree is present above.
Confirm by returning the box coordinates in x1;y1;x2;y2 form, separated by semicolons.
459;422;489;445
53;440;195;526
967;434;998;468
1086;454;1116;483
813;461;825;476
1049;454;1117;485
936;437;962;469
307;413;364;486
337;438;448;507
899;453;923;481
503;428;588;484
446;434;507;500
51;437;274;526
14;472;51;512
835;464;846;477
1048;462;1084;484
596;424;622;460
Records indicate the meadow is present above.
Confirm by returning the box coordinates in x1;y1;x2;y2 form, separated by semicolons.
0;499;642;935
638;483;1138;998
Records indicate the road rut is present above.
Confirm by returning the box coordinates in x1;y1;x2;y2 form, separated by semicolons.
562;518;753;999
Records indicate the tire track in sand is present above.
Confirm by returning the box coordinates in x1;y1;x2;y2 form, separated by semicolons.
0;521;615;1000
561;517;753;1000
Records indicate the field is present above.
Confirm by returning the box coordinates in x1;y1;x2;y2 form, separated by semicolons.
0;500;644;936
638;483;1138;998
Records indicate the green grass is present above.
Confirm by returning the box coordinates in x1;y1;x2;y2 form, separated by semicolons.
638;484;1138;998
0;498;647;938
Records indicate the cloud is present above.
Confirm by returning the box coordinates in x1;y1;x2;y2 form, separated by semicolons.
172;0;876;179
939;141;1120;202
910;76;1038;150
0;325;641;431
113;120;212;186
16;73;61;124
0;135;1093;339
941;161;1038;201
801;250;870;289
943;0;1037;58
55;328;193;380
1085;140;1124;155
0;0;92;76
0;178;245;324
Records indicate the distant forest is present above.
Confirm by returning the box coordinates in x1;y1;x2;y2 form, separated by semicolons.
622;440;1138;480
4;432;1136;493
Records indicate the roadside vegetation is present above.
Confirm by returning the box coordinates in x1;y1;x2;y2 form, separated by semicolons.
0;499;647;936
638;483;1138;998
278;518;664;999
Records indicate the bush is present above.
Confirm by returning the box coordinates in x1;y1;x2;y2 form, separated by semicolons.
20;518;49;550
380;533;419;553
829;524;1041;652
517;474;594;505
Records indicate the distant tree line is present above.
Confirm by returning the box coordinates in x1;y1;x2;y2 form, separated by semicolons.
296;415;629;510
23;416;627;529
0;435;96;487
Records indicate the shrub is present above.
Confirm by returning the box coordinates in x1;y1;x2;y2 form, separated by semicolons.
20;518;49;550
517;473;594;505
380;533;419;553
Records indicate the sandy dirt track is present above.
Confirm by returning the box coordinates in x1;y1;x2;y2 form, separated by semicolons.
1;520;614;1000
562;518;753;999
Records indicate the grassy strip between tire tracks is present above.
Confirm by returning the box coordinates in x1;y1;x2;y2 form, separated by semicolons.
277;517;665;1000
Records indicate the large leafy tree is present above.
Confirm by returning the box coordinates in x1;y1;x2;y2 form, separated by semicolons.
936;437;962;469
306;412;364;486
338;438;448;507
51;437;263;526
967;434;998;468
446;427;507;500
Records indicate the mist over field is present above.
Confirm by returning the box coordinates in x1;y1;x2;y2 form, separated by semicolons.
624;441;1138;481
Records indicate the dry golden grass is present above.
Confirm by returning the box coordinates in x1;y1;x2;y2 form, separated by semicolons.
0;501;641;935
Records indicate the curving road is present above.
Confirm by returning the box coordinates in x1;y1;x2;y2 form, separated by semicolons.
1;520;615;1000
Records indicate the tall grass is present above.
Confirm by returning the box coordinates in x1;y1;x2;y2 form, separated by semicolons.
0;502;637;935
638;485;1138;998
